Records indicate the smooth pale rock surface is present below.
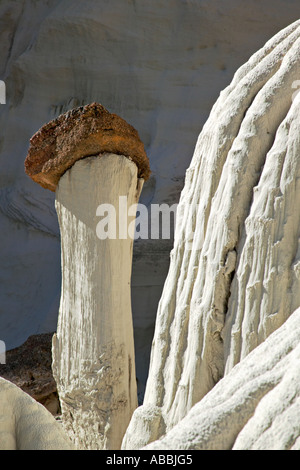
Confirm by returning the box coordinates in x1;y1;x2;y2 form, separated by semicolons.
52;154;142;450
122;20;300;449
142;307;300;450
1;1;300;399
0;377;74;450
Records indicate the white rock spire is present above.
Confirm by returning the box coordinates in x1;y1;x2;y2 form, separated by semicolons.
25;103;149;450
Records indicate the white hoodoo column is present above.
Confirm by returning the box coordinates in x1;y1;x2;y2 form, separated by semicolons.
24;103;150;450
52;154;143;449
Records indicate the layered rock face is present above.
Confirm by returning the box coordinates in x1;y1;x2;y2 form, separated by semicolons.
122;20;300;449
1;1;300;401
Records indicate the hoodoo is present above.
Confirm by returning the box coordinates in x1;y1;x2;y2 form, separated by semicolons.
25;103;150;450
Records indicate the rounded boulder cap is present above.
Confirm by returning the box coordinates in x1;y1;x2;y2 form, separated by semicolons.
25;103;150;192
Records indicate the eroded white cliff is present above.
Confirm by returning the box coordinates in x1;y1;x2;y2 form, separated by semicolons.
122;20;300;449
142;306;300;450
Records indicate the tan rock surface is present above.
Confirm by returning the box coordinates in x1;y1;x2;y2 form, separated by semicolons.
24;102;150;191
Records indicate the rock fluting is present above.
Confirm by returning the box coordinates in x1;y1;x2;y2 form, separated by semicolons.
142;306;300;450
122;20;300;449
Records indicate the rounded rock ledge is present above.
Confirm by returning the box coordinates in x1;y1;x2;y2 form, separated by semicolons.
24;102;150;191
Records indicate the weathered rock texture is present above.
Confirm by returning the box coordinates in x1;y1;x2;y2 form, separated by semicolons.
1;2;300;403
25;102;150;191
51;154;143;450
0;377;73;450
142;306;300;450
122;20;300;449
0;333;59;415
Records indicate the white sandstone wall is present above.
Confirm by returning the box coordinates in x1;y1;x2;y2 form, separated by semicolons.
122;20;300;449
